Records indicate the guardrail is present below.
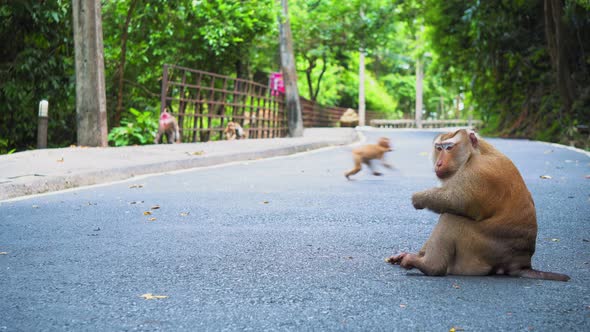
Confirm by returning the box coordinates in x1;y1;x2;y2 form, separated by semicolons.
370;119;483;129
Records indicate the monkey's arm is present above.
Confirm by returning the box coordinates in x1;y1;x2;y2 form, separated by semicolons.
412;187;487;221
381;157;394;169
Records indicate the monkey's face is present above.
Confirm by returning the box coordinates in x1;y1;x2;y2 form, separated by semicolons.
432;130;473;179
378;137;392;151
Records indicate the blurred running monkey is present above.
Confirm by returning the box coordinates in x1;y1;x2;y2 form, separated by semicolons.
345;137;394;179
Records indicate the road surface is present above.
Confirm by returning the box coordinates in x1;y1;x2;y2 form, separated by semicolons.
1;129;588;331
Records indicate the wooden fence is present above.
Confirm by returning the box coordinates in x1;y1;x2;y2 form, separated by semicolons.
160;64;386;142
160;65;473;143
160;64;287;142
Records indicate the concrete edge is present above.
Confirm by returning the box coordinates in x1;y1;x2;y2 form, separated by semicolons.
0;138;357;202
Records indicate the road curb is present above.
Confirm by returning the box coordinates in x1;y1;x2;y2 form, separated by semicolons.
0;138;357;201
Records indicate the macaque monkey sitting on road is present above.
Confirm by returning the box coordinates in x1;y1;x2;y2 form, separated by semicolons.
345;137;393;180
386;129;570;281
154;111;180;144
224;121;246;140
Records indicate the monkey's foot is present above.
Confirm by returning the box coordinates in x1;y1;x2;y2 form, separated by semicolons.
373;171;383;176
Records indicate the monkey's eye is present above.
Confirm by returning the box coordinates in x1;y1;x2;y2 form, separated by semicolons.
445;144;454;151
435;145;443;151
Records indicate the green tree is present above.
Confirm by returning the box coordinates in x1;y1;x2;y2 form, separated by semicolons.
424;0;590;145
0;1;75;153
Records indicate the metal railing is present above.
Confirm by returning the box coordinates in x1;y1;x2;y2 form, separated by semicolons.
370;119;483;129
160;64;287;142
300;98;382;128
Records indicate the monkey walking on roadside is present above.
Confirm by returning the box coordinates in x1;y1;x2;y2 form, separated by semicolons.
345;137;394;180
154;111;180;144
386;129;570;282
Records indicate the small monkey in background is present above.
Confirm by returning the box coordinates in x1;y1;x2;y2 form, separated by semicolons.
154;111;180;144
345;137;393;180
386;129;570;281
224;121;245;140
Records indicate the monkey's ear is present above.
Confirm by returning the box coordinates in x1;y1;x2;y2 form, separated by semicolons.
469;132;478;148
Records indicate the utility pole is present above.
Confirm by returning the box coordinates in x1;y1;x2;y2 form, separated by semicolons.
358;49;366;126
278;0;303;137
72;0;108;146
415;58;424;129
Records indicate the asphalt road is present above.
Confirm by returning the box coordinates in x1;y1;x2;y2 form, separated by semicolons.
1;129;589;331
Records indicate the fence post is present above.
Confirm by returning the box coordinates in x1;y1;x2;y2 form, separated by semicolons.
160;64;168;114
37;100;49;149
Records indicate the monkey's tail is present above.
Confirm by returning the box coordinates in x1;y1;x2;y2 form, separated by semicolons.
513;268;570;282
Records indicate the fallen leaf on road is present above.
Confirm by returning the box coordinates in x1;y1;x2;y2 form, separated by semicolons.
32;205;39;208
143;211;152;215
540;175;552;179
189;150;205;156
449;327;464;332
262;201;270;204
452;283;461;289
180;212;190;217
129;201;144;204
129;184;144;189
148;217;157;221
544;149;553;154
151;205;160;210
550;238;560;242
399;304;406;308
140;293;168;300
0;252;8;255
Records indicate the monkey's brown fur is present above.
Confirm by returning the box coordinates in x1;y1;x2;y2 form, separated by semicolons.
154;111;180;144
345;137;393;180
224;121;246;140
387;129;570;281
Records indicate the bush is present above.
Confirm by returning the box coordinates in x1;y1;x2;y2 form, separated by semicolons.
108;108;158;146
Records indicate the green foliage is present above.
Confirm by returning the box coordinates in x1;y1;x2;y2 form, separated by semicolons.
2;0;588;152
0;0;75;153
107;108;158;146
423;0;590;146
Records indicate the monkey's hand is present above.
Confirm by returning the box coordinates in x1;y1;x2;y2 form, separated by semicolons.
411;192;427;210
382;162;394;169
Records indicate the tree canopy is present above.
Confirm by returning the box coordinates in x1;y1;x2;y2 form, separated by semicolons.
0;0;588;153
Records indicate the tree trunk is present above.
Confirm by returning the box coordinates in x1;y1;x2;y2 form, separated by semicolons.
72;0;108;147
544;0;576;113
278;0;303;137
312;54;327;102
114;0;139;128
